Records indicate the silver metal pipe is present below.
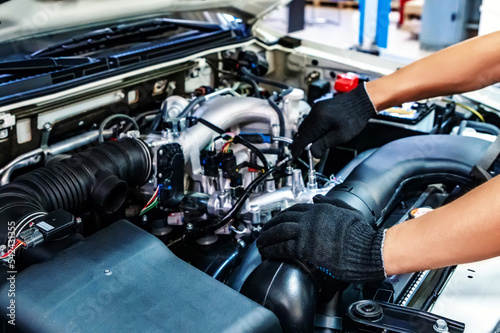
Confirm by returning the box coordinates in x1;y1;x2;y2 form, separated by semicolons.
247;188;295;212
273;136;293;144
0;149;44;185
204;87;241;101
0;129;113;185
50;130;111;155
242;185;335;216
175;96;279;175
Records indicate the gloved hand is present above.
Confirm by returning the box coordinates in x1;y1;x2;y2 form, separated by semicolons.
257;196;387;283
291;83;376;158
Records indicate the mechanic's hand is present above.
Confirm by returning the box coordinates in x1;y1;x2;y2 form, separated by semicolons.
257;196;386;283
291;83;376;158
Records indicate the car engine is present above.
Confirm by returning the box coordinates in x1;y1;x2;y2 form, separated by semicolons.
0;40;498;332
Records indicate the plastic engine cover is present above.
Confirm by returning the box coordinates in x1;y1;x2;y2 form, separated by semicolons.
0;220;280;333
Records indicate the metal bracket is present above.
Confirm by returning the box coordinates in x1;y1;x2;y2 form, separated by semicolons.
347;300;465;333
0;112;15;129
40;122;52;151
0;112;16;140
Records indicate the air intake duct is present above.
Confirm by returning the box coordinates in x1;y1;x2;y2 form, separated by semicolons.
0;138;151;244
325;135;491;226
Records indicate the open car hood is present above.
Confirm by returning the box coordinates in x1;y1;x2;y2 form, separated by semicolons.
0;0;289;44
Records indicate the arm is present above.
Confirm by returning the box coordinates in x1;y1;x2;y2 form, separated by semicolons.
266;32;500;282
366;31;500;110
384;175;500;275
291;31;500;158
257;177;500;282
364;31;500;275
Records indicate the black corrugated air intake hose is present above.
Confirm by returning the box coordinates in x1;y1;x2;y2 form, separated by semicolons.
325;135;492;226
0;138;151;244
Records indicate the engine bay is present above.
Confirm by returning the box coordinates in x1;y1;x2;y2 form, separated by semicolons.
1;35;500;332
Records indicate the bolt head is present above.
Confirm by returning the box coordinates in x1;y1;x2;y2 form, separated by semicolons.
186;223;194;230
434;319;449;332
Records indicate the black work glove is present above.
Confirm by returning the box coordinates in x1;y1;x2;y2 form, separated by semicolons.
257;196;386;283
291;83;376;158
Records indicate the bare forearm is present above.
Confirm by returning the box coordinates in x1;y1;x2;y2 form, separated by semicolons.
366;31;500;111
384;175;500;275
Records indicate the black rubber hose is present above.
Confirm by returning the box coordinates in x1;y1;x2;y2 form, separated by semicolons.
193;117;270;171
123;110;159;132
241;76;261;98
268;92;291;157
240;67;291;158
325;135;491;226
240;67;291;90
177;96;206;119
0;139;151;244
98;114;140;143
241;259;317;333
206;60;261;98
459;120;500;136
209;156;291;232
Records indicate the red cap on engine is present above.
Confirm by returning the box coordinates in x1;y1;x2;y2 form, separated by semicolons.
334;72;359;93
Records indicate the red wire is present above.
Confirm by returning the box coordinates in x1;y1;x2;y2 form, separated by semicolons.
141;186;160;212
1;240;23;259
221;142;231;152
144;187;159;207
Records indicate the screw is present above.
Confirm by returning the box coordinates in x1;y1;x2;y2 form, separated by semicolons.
434;319;449;332
186;223;194;231
43;123;52;131
104;269;112;276
142;215;148;223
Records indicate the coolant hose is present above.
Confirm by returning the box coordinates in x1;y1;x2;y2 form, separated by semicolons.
0;138;151;244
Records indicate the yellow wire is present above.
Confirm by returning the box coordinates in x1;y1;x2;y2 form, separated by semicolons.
455;102;485;122
223;138;234;153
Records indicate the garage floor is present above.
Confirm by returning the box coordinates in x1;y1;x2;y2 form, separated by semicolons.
262;5;434;64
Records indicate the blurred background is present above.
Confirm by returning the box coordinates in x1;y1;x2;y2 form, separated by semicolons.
262;0;496;64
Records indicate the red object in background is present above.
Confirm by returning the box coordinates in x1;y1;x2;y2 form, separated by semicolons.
334;73;359;93
399;0;412;26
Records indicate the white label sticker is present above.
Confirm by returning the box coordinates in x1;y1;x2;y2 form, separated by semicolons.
36;221;54;231
16;118;32;144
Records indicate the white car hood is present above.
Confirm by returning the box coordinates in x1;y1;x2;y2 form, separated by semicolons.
0;0;289;43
